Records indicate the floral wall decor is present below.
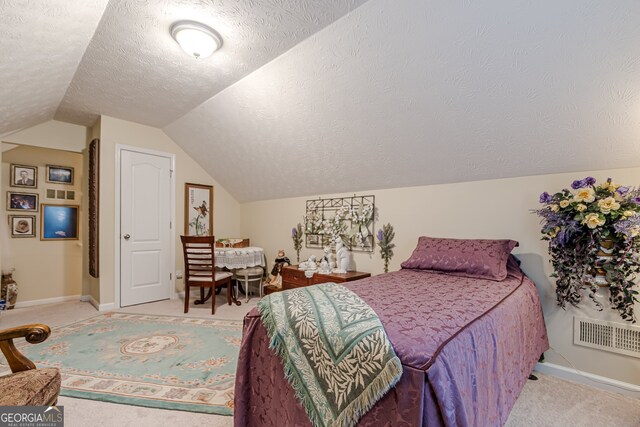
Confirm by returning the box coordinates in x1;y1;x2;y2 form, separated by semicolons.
304;195;375;252
291;223;304;263
377;223;395;273
535;177;640;322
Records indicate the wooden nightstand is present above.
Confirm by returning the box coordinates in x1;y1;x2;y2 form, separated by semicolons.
281;265;371;290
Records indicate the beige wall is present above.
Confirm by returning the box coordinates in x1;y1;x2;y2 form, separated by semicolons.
241;167;640;386
1;120;87;152
97;116;241;306
1;145;83;303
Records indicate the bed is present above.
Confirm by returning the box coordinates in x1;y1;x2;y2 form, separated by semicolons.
234;239;549;426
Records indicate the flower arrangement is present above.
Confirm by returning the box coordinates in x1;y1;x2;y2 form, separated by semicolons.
377;223;395;273
291;223;304;263
535;177;640;322
349;203;374;247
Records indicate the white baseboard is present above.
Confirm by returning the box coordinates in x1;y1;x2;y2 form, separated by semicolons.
13;294;81;309
534;362;640;398
81;295;114;312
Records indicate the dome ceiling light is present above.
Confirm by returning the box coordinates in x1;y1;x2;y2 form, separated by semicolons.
170;21;222;59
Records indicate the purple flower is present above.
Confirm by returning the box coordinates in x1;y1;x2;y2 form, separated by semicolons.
584;176;596;186
633;197;640;205
539;192;553;204
291;227;297;238
571;179;585;190
617;186;630;195
377;229;383;241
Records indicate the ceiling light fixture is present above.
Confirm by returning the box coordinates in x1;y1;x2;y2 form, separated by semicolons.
170;21;222;59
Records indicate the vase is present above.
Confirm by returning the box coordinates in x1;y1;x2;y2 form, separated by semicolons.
592;239;614;286
1;272;18;309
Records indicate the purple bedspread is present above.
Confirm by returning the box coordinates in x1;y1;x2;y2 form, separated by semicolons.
234;262;549;426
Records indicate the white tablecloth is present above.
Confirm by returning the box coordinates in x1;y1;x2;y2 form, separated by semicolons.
214;247;265;270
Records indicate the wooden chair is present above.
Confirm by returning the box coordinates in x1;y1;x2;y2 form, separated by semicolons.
0;324;61;406
181;235;233;314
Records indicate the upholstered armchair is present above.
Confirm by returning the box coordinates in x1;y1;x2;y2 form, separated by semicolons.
0;324;61;406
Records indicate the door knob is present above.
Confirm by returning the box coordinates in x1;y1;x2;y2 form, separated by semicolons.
123;234;130;240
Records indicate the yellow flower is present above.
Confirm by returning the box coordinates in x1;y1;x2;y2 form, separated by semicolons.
601;181;619;192
550;204;559;212
631;227;640;238
576;204;587;212
559;200;570;208
548;227;560;238
597;197;621;214
623;210;636;217
573;187;595;203
583;213;605;229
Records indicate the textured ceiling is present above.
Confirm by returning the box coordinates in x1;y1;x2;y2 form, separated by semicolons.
4;0;640;203
54;0;369;127
166;0;640;202
0;0;109;136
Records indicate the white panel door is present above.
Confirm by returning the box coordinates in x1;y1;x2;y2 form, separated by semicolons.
120;149;172;306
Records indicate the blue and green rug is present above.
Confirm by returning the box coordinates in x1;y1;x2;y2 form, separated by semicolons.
0;313;243;415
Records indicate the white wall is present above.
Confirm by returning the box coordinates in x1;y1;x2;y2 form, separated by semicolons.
97;116;241;306
241;167;640;386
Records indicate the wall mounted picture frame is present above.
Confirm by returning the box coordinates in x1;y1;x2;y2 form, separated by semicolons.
184;183;214;236
10;164;37;188
7;191;38;212
8;215;36;238
66;190;75;200
41;204;79;240
46;165;74;185
46;189;56;199
88;138;100;277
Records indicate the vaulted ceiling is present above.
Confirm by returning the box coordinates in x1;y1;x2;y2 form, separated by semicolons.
3;0;640;202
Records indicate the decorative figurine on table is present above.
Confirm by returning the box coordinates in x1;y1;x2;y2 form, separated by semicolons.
299;255;318;271
267;250;291;287
333;237;350;273
319;246;334;273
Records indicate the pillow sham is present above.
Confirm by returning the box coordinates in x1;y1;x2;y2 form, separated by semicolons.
400;236;518;281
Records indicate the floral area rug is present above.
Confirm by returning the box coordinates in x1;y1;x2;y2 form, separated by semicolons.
0;313;243;414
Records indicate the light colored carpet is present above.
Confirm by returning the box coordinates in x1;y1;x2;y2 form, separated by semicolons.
1;297;638;427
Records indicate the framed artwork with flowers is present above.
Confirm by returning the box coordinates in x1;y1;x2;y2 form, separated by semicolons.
184;183;214;236
303;195;375;252
535;177;640;322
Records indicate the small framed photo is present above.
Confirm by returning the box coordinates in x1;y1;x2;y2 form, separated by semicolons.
46;165;74;185
8;215;36;238
41;204;79;240
46;189;56;199
7;191;38;212
66;190;75;200
10;164;37;188
306;234;322;248
56;190;66;199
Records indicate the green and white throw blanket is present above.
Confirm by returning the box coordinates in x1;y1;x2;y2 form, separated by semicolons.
258;282;402;427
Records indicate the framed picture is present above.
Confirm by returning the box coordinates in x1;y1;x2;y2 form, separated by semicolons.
8;215;36;238
306;234;322;248
88;138;100;278
41;204;79;240
46;189;56;199
66;190;75;200
7;191;38;212
56;190;66;199
46;165;74;185
10;164;37;188
184;183;213;236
